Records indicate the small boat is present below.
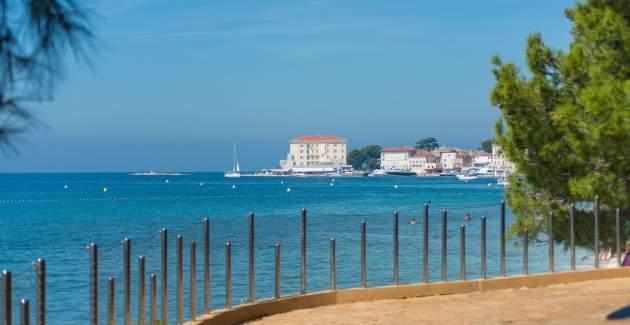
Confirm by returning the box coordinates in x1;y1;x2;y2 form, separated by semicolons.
440;169;456;176
456;174;478;181
224;142;241;178
385;169;416;176
370;169;387;176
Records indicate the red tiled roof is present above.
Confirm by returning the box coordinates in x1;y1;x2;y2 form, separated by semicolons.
381;146;416;152
411;150;432;157
291;135;346;142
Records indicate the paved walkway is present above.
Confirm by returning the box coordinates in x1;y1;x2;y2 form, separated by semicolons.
247;277;630;324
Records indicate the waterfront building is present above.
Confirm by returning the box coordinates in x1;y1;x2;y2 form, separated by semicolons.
380;146;416;171
439;148;458;170
409;150;440;175
471;151;492;168
491;143;516;174
279;135;347;170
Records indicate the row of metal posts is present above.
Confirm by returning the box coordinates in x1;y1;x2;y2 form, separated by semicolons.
1;259;46;325
89;197;621;325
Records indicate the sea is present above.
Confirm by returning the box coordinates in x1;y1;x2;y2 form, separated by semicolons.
0;173;593;324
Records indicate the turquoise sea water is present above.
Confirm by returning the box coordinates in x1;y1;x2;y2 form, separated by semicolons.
0;173;588;324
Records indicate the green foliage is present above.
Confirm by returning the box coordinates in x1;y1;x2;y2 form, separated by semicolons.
491;0;630;250
479;139;493;153
0;0;93;152
415;137;439;151
347;145;382;170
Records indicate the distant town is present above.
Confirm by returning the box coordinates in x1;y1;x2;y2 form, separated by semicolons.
243;135;515;179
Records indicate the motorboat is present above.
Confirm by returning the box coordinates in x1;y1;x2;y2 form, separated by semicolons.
385;169;417;176
456;174;478;181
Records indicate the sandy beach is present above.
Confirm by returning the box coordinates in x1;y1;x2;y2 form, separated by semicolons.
247;277;630;324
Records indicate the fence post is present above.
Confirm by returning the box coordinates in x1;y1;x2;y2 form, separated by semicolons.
300;209;307;294
226;242;232;310
330;239;336;291
190;242;197;321
107;278;115;325
500;201;506;277
523;231;529;275
616;208;621;267
176;236;184;325
594;195;600;269
248;212;255;303
361;221;367;288
160;228;168;324
441;210;448;282
460;225;466;281
123;238;131;325
89;244;97;325
423;203;429;283
203;218;210;314
3;270;11;325
481;216;487;280
150;274;157;325
393;212;399;285
138;256;146;325
35;259;45;325
548;213;554;273
275;244;281;299
570;204;576;271
20;299;29;325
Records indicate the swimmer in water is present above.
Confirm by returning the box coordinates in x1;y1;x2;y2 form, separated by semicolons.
410;218;417;225
464;214;472;222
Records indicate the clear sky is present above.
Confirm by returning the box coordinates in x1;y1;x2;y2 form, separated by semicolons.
0;0;575;172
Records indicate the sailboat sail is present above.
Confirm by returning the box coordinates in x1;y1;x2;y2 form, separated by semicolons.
225;141;241;177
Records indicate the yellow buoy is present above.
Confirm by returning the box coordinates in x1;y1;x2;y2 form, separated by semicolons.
286;187;292;192
103;186;109;193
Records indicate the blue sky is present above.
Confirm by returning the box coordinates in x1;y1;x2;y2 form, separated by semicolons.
0;0;574;172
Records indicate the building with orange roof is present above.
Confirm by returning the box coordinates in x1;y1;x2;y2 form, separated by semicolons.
409;150;440;175
279;135;347;169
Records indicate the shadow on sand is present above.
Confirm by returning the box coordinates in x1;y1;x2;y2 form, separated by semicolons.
607;306;630;320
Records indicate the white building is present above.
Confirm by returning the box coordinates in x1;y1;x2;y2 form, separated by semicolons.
471;151;492;167
409;150;440;175
380;146;416;171
491;144;516;174
440;149;458;170
280;135;347;169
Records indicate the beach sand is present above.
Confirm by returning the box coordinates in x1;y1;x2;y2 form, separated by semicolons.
247;277;630;324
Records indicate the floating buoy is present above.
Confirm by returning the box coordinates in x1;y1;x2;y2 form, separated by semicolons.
103;186;109;193
286;187;292;192
64;184;68;190
280;181;284;184
200;182;204;186
330;182;334;186
488;183;492;187
165;179;170;184
232;185;236;189
394;184;399;189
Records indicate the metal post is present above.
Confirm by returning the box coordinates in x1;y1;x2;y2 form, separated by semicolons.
330;239;336;291
176;236;183;325
616;208;622;267
3;270;11;325
138;256;146;325
500;201;506;277
89;244;97;325
460;225;466;281
570;204;576;271
150;274;157;325
361;221;367;288
35;259;45;325
190;242;197;321
423;203;429;283
393;212;399;285
300;209;307;294
275;244;281;299
203;218;210;314
20;299;29;325
160;228;168;324
441;210;447;282
123;238;131;325
523;231;529;275
481;216;487;280
594;195;600;269
248;212;255;303
226;242;232;310
548;213;554;273
107;278;115;325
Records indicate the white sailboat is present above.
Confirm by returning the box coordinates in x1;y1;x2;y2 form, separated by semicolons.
224;142;241;178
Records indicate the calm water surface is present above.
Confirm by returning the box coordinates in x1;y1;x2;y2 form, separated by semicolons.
0;173;590;324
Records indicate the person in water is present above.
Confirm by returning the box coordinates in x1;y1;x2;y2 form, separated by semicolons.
410;218;417;225
464;214;472;222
